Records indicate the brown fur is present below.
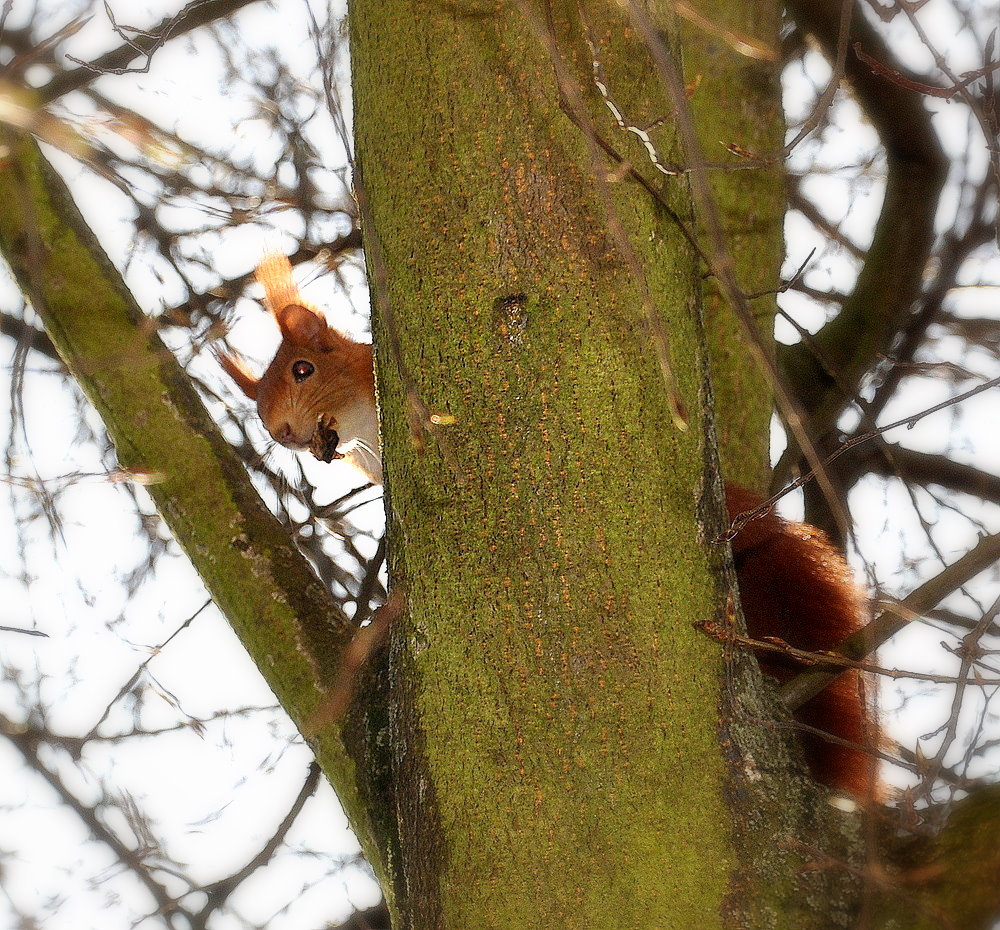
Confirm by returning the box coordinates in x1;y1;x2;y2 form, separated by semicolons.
252;320;374;449
725;484;874;798
218;254;376;451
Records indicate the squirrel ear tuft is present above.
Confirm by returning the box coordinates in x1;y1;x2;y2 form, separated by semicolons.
256;252;303;318
216;349;260;401
276;303;326;346
255;253;328;346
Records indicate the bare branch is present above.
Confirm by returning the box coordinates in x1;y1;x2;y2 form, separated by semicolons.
861;443;1000;505
39;0;264;104
780;0;948;441
192;762;323;926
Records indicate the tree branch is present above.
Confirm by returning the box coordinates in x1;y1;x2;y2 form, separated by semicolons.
0;309;59;361
781;528;1000;710
193;762;323;927
1;717;181;920
780;0;948;439
860;443;1000;505
39;0;263;104
0;132;385;885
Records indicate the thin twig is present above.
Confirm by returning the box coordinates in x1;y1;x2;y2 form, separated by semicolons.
40;0;263;104
722;373;1000;540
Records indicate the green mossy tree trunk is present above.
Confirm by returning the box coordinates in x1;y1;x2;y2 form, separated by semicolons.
679;0;785;490
350;1;860;926
3;2;998;926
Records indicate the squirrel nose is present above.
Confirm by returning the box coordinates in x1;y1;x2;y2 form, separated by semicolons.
274;422;295;445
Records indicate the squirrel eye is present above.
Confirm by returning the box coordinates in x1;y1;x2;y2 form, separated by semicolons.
291;360;315;382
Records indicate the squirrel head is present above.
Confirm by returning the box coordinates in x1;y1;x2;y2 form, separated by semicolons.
218;253;380;480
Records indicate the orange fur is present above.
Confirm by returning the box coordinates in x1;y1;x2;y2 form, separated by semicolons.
255;252;315;319
725;484;874;798
221;253;380;482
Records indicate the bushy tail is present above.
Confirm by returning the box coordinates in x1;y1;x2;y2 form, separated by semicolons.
725;483;876;799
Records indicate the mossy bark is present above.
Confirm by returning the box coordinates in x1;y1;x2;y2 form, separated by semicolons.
0;133;387;891
879;786;1000;930
351;1;859;926
679;0;784;491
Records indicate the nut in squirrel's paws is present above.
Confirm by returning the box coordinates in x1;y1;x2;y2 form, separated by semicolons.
310;416;343;463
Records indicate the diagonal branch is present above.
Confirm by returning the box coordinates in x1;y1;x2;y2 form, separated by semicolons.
1;717;182;920
781;528;1000;710
0;309;59;361
0;131;385;883
192;762;323;927
860;443;1000;505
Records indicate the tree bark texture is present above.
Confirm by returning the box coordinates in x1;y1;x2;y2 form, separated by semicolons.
680;0;784;490
350;1;859;926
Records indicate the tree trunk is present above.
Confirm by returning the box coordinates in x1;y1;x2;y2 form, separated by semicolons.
349;1;860;925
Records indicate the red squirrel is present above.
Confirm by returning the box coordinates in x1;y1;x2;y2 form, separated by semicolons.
219;253;872;797
218;253;382;484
